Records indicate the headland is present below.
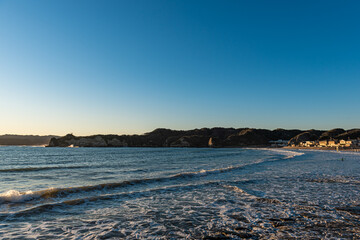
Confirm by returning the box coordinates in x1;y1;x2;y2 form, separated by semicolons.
47;127;360;149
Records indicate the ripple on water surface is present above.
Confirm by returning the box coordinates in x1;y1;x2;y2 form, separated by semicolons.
0;147;359;239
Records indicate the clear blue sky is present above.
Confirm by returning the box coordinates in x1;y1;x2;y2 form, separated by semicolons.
0;0;359;135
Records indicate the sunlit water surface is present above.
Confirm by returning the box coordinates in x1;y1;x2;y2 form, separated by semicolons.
0;147;359;239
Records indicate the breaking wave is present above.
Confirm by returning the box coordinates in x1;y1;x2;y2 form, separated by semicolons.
0;149;305;204
171;165;245;178
2;147;359;239
0;190;38;203
253;148;305;159
0;165;258;204
0;166;250;203
2;182;222;219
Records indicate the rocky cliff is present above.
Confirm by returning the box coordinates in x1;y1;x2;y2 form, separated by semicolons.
48;128;360;148
47;128;296;148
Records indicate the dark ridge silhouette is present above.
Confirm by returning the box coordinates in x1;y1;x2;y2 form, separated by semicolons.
0;135;58;146
319;128;346;140
47;128;360;148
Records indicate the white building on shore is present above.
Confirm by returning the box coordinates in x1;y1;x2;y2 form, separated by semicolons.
297;139;359;148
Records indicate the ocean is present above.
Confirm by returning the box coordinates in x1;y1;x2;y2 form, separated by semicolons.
0;147;359;239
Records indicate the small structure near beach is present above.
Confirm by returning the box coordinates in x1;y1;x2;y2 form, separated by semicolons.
295;139;360;149
269;140;288;147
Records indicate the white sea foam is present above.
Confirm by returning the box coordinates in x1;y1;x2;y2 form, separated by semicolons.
253;148;305;159
171;165;243;178
0;149;301;205
2;147;359;239
0;190;39;203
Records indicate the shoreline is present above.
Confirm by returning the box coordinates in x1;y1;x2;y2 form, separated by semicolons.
1;144;360;153
283;146;360;152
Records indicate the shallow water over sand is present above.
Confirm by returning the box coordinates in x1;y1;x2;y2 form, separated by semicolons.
0;147;359;239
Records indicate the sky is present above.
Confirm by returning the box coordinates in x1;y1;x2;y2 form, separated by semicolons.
0;0;359;136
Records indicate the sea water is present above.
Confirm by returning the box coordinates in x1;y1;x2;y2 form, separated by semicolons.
0;147;359;239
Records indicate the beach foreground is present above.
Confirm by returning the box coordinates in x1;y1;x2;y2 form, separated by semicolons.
0;147;359;239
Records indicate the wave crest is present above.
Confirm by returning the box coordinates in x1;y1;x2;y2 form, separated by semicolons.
0;152;291;204
0;190;39;203
253;148;305;159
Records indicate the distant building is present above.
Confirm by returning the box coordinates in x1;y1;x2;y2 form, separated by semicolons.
304;141;316;147
293;138;359;148
269;140;288;147
328;140;339;147
346;140;355;147
339;139;356;147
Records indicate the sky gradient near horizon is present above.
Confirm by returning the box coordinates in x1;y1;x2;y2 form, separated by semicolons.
1;0;360;136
